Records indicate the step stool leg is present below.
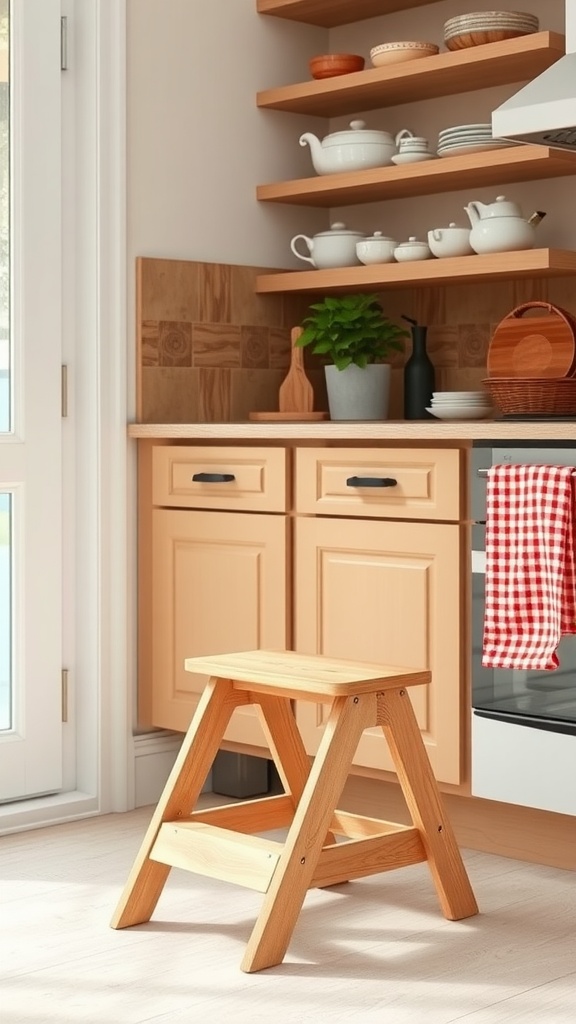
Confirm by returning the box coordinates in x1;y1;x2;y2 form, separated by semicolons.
377;688;479;922
241;692;377;973
255;694;312;804
255;694;336;846
111;677;247;930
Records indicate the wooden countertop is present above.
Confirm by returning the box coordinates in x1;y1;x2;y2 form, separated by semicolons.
128;421;576;442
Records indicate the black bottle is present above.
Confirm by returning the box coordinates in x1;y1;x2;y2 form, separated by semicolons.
403;316;435;420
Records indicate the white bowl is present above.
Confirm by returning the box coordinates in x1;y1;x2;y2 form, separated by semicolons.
356;232;397;265
428;225;474;258
393;238;432;261
426;406;494;420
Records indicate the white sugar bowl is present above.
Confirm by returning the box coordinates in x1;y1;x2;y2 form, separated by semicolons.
427;222;474;258
393;236;432;262
355;231;397;265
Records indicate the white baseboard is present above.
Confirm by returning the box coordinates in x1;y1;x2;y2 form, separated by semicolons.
133;730;212;807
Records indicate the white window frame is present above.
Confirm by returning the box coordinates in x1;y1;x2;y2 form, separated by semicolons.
0;0;130;833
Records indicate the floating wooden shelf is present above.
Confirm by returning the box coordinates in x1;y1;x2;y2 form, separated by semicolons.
257;32;565;117
257;146;576;207
256;0;443;27
255;250;576;295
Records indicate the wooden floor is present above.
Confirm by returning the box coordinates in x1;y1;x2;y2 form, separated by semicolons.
1;798;575;1024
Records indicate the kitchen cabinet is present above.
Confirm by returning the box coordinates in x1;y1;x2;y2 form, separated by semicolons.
254;5;576;296
294;447;463;784
150;446;289;742
133;427;576;870
142;441;465;786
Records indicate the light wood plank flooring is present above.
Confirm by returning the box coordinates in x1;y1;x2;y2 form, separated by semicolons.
1;799;575;1024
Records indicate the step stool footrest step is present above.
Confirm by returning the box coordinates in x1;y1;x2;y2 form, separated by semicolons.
150;821;281;893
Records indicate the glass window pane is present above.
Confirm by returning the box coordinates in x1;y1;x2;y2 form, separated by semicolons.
0;492;10;730
0;1;9;433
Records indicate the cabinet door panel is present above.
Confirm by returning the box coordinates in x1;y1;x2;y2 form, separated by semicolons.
152;509;288;742
295;516;462;783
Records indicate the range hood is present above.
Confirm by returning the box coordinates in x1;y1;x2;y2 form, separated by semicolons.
492;4;576;150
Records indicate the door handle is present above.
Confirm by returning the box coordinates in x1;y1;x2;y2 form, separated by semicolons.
191;472;236;483
346;476;397;488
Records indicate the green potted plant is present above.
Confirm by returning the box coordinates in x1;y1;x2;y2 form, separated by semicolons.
296;293;408;420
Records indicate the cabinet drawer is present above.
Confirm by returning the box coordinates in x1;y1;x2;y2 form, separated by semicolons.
152;446;287;512
296;447;461;521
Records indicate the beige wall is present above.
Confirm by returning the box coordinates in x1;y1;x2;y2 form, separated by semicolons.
127;0;328;269
128;0;571;273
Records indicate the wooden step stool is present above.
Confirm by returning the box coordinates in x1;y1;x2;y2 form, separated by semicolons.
111;650;478;973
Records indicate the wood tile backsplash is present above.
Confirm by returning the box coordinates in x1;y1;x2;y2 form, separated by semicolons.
136;257;576;422
137;257;318;423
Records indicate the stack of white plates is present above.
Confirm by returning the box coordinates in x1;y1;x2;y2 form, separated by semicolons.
437;123;513;158
427;391;494;420
444;11;539;49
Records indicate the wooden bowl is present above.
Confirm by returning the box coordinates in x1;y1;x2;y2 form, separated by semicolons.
309;53;365;79
445;28;533;49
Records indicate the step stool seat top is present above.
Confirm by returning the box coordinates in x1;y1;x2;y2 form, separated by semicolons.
184;649;430;697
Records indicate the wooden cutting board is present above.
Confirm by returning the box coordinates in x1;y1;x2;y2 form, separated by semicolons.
249;326;328;421
487;302;576;379
278;326;314;412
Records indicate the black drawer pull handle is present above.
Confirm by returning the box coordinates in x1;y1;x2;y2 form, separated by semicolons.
192;472;236;483
346;476;397;488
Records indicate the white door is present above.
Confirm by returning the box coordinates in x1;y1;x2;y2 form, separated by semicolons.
0;0;63;800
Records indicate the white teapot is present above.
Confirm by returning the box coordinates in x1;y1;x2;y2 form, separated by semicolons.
464;195;546;254
299;120;412;175
290;222;365;269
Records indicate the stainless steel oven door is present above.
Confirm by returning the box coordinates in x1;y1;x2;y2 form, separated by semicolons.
471;548;576;816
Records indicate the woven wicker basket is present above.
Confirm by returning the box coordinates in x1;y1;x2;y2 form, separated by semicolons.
482;377;576;416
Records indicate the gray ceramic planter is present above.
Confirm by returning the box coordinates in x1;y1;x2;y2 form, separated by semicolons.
324;363;391;421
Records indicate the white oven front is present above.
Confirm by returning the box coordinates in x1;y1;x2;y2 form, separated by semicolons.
470;445;576;816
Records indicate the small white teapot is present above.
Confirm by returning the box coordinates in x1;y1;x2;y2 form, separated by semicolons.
290;222;365;269
464;195;546;254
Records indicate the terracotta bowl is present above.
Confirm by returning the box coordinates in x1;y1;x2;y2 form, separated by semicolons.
309;53;365;79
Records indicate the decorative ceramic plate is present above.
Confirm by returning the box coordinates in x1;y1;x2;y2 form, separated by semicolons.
437;142;512;157
426;406;494;420
439;123;492;133
391;152;434;164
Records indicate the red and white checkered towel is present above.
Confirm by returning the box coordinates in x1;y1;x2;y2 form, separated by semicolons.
482;464;576;671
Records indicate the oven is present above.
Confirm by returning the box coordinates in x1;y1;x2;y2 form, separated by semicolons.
471;444;576;816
